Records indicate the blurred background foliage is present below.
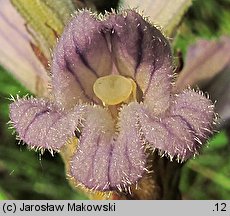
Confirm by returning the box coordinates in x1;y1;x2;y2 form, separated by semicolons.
173;0;230;199
0;0;229;199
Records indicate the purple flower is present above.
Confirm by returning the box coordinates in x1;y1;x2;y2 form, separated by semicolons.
9;10;214;191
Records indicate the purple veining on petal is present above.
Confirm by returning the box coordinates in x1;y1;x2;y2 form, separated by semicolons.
70;106;115;190
23;108;50;140
106;10;173;115
136;89;214;160
52;40;93;108
70;105;146;191
143;62;172;116
107;144;114;186
53;25;98;107
171;115;196;134
52;11;113;108
133;24;144;74
71;29;99;77
171;90;214;139
9;98;86;150
137;104;195;160
109;103;146;188
63;55;95;103
109;9;172;77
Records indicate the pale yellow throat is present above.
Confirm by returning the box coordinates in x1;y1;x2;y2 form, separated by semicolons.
93;75;136;105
